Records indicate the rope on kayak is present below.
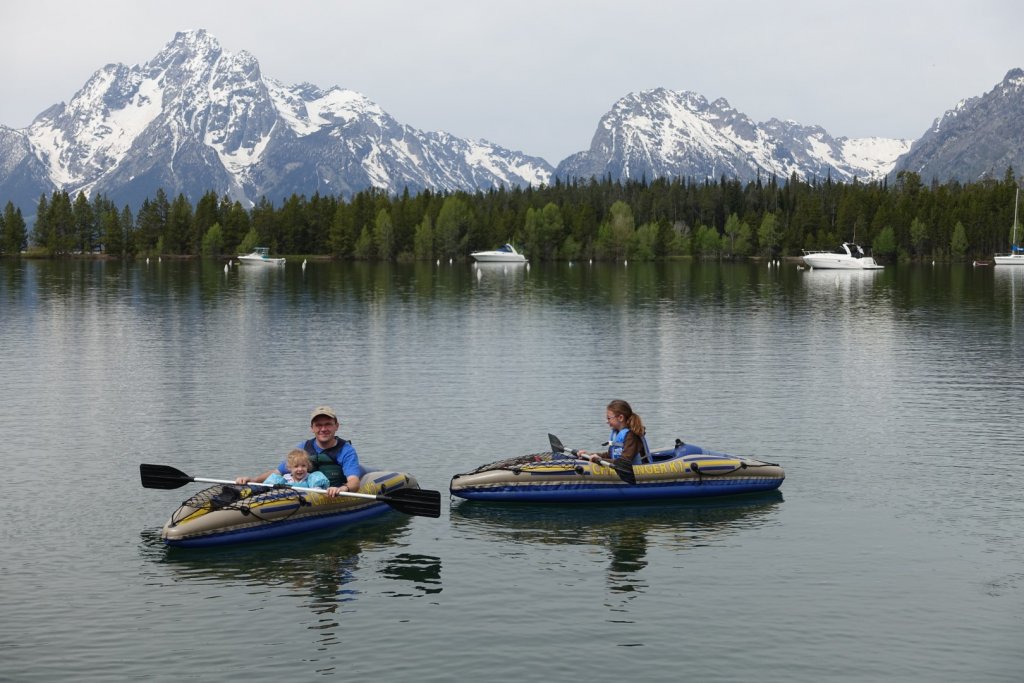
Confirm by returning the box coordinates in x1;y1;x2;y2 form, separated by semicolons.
169;484;310;526
690;460;780;477
452;451;781;482
455;451;581;477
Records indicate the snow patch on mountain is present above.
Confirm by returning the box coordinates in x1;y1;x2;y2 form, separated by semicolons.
842;137;912;178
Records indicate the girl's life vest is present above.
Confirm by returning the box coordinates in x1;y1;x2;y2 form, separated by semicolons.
607;427;652;464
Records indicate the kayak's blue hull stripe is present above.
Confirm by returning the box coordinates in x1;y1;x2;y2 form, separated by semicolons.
452;478;783;502
164;502;391;548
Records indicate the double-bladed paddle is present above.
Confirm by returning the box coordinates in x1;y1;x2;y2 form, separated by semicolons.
547;433;636;484
139;463;441;518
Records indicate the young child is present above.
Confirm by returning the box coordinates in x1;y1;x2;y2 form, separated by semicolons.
262;448;331;490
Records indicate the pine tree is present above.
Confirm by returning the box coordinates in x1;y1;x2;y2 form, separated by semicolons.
48;191;75;255
167;194;194;254
100;208;123;256
1;202;27;255
72;192;95;253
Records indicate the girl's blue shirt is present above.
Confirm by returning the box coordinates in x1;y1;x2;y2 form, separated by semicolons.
264;470;331;489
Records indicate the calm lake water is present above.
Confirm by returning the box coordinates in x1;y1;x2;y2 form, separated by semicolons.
0;258;1021;682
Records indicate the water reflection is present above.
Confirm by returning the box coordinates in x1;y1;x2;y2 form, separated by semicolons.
471;261;528;293
993;266;1023;324
0;258;882;319
140;514;442;611
450;492;783;595
379;553;443;597
801;267;883;284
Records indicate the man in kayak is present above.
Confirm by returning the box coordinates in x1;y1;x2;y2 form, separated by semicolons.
235;406;362;497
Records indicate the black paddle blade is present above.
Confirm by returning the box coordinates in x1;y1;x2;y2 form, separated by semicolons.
548;433;565;453
611;460;637;485
140;463;194;490
380;488;441;518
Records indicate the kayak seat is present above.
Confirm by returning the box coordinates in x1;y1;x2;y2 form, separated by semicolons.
651;439;704;462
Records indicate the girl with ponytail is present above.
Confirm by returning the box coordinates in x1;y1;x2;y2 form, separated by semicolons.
580;399;650;465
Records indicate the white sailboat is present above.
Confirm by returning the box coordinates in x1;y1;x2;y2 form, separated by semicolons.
994;188;1024;266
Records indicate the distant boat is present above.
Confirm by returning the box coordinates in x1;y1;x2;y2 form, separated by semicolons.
994;188;1024;266
802;243;883;270
237;247;285;266
470;243;527;263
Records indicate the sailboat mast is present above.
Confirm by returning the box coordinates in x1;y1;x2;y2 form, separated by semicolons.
1014;187;1020;245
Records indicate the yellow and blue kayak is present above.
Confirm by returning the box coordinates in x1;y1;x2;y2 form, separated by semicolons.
450;442;784;502
159;469;422;547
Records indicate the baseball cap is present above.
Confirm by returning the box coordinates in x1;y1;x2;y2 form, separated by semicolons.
310;406;338;422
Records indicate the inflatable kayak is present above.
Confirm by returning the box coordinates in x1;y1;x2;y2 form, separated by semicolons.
449;439;784;503
141;464;439;548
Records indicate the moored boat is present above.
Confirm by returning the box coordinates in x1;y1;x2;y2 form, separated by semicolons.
470;243;527;263
994;188;1024;266
802;242;883;270
141;464;439;547
237;246;286;266
449;439;784;503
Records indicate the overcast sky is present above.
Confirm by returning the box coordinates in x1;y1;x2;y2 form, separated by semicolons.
3;0;1023;164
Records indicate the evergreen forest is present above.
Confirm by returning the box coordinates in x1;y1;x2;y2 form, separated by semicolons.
1;170;1021;262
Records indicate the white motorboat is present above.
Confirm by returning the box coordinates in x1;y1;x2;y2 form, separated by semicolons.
994;188;1024;266
470;243;527;263
802;243;883;270
237;247;285;266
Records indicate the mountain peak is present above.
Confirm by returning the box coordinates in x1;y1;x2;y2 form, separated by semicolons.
893;67;1024;182
557;87;907;183
167;29;222;54
5;29;552;210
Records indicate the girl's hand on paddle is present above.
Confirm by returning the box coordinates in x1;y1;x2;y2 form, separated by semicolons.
327;485;349;497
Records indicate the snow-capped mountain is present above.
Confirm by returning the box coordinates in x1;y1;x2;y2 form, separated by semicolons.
3;30;552;210
555;88;910;183
0;125;52;212
891;69;1024;182
1;29;1020;215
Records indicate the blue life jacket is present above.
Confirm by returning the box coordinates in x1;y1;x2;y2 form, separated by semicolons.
607;427;651;464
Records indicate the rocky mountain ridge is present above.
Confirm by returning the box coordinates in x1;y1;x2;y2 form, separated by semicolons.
0;29;1020;216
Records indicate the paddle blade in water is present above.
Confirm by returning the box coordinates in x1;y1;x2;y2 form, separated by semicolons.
381;488;442;518
611;460;637;485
